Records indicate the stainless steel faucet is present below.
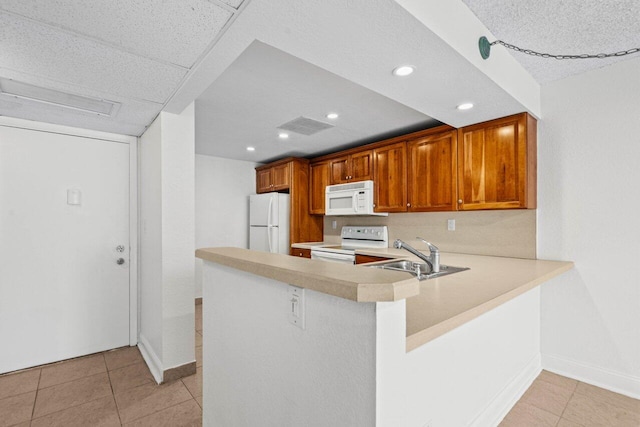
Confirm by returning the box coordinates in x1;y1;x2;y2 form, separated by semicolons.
393;239;434;273
416;237;440;273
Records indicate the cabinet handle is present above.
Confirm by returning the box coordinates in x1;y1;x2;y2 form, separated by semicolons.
458;199;463;204
407;203;411;207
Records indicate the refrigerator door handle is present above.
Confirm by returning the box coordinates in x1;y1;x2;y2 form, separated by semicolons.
267;197;274;252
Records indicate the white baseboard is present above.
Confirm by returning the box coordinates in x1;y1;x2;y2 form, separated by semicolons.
138;334;163;384
542;353;640;399
469;354;542;427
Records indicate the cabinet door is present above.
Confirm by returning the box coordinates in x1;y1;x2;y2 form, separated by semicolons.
309;161;330;214
373;142;407;212
256;168;272;193
329;156;349;184
407;131;457;211
350;150;373;182
458;113;535;210
271;163;291;191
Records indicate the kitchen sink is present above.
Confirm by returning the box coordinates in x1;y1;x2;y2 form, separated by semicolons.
367;260;469;280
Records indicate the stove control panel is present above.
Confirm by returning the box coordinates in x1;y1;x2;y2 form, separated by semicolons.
341;226;388;244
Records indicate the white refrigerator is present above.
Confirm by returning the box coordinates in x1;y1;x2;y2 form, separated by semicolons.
249;192;290;254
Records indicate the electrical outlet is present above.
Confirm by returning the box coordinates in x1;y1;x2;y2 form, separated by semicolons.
447;219;455;231
288;285;305;329
332;220;337;229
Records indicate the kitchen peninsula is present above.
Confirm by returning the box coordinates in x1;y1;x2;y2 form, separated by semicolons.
196;247;572;426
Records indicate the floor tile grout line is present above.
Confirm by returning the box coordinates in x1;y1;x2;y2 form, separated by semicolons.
29;392;113;423
105;353;125;427
36;365;109;392
116;390;196;425
30;368;42;420
557;388;577;424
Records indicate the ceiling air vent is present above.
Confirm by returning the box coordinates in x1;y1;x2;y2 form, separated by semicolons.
277;116;334;136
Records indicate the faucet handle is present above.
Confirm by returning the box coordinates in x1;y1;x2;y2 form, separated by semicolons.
416;237;439;253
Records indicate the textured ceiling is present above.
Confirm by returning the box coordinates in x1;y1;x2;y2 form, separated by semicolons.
196;41;440;163
3;0;635;157
0;0;247;136
462;0;640;83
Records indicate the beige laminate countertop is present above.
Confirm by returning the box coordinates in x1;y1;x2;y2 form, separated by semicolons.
196;247;573;352
196;247;420;302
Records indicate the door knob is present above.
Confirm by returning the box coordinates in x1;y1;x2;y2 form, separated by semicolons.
116;258;125;265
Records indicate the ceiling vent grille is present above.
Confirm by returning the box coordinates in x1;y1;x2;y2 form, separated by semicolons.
277;116;334;136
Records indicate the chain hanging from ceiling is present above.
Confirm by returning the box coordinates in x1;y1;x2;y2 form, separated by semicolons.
478;36;640;60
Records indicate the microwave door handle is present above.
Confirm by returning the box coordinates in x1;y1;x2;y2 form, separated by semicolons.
353;193;358;213
267;197;273;252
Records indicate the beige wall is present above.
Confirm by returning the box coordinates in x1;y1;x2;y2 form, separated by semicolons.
323;209;536;259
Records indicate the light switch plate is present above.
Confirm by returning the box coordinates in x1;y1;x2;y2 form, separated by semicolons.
288;285;305;329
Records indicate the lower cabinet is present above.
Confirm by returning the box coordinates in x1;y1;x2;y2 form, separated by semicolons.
355;254;393;265
292;248;311;259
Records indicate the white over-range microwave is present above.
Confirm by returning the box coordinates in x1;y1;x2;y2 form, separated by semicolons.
325;180;388;216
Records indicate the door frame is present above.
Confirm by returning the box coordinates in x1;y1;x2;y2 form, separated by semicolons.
0;116;139;346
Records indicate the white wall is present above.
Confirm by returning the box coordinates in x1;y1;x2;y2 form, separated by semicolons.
538;57;640;397
139;116;164;366
194;154;257;298
139;103;196;381
377;289;541;427
202;262;377;427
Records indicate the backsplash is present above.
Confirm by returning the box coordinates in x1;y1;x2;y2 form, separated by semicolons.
323;210;537;259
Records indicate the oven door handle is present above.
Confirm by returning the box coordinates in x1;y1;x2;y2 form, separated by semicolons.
311;251;355;263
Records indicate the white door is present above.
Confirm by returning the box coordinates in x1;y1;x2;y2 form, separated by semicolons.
0;125;130;373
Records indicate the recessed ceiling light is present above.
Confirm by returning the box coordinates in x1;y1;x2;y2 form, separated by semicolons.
392;65;415;77
246;146;255;152
278;132;289;139
457;103;474;110
326;112;339;119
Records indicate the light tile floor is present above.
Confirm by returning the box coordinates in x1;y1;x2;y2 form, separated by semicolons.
2;302;638;426
500;370;640;426
0;303;203;427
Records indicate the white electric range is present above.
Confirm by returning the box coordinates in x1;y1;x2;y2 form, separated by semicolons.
310;226;389;264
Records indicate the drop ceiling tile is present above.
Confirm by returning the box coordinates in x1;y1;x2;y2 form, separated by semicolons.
215;0;245;9
0;12;186;103
0;0;232;68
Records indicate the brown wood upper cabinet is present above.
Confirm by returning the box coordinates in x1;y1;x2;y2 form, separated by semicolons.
256;162;291;193
373;142;407;213
407;130;458;212
255;158;324;251
457;113;537;210
309;160;330;214
329;150;373;184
